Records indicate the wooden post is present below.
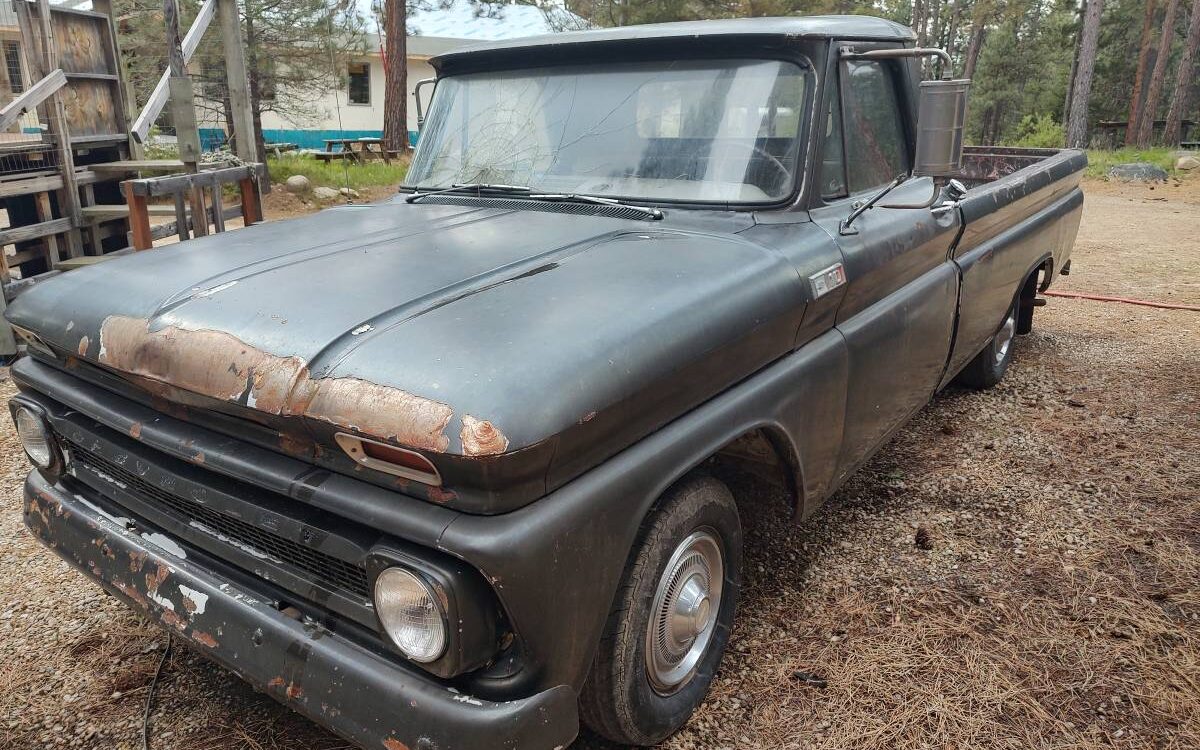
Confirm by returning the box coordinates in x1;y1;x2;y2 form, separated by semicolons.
124;182;153;251
239;176;260;225
164;0;209;238
218;0;259;163
210;185;225;232
34;192;63;266
173;194;190;242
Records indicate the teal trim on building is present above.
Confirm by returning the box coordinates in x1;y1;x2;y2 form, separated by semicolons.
200;128;417;152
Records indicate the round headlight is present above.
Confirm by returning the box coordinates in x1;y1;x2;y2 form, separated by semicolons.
15;406;56;469
374;567;446;663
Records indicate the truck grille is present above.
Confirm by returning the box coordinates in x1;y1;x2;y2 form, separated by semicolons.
66;439;372;599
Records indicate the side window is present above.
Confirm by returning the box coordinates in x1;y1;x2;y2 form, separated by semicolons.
842;60;909;192
819;81;847;199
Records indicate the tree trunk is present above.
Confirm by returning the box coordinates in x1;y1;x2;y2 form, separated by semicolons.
1127;0;1158;145
1136;0;1181;146
1063;0;1086;131
1164;0;1200;144
1066;0;1105;148
963;17;987;79
382;0;409;153
945;0;964;66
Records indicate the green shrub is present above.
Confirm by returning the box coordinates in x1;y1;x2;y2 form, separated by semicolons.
1010;114;1064;149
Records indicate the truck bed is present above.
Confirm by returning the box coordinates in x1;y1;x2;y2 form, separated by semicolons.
958;145;1085;188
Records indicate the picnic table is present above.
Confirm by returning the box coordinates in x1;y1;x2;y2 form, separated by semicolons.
316;137;392;164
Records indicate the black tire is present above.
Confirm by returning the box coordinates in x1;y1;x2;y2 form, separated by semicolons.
579;474;742;746
956;298;1018;390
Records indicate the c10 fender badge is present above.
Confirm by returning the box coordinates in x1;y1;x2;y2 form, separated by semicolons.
809;263;847;299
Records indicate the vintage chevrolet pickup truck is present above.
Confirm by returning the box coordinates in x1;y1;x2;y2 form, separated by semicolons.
5;16;1083;750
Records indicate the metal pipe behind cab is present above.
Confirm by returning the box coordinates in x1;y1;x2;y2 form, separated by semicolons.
841;47;955;80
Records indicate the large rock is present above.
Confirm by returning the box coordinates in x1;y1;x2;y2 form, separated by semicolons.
312;186;341;201
1107;163;1168;182
1175;154;1200;171
338;187;361;198
285;174;311;193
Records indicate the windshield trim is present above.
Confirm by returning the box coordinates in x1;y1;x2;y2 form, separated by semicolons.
401;53;817;212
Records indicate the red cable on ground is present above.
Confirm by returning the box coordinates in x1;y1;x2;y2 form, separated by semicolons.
1043;290;1200;312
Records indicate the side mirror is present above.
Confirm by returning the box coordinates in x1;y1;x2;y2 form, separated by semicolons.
913;79;971;178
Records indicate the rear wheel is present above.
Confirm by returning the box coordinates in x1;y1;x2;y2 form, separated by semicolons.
579;475;742;746
956;299;1017;390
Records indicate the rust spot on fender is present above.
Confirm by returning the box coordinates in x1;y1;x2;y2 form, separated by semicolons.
129;422;143;439
286;684;304;700
426;486;456;504
98;315;453;452
383;739;410;750
191;451;205;465
129;550;148;573
192;630;219;648
77;336;89;356
460;415;508;456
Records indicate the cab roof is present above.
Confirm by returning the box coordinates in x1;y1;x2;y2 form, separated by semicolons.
431;16;915;68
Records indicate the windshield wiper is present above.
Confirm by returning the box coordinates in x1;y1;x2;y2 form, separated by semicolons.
405;184;663;220
405;183;532;203
527;192;663;220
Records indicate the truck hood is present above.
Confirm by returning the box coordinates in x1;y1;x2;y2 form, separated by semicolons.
7;200;809;507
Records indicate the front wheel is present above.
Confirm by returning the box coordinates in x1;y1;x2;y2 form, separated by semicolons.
579;474;742;746
956;300;1018;390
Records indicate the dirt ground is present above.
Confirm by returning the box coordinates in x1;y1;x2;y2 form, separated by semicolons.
0;177;1196;750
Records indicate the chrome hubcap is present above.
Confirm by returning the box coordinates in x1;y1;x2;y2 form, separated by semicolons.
646;530;723;695
994;309;1016;366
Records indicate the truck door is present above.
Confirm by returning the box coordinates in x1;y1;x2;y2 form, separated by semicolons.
810;51;961;487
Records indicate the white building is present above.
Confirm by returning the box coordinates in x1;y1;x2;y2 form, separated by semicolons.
211;1;587;150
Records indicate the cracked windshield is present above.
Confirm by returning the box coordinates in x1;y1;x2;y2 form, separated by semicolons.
406;59;808;203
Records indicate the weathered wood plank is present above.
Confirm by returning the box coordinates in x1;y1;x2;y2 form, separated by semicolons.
125;164;264;197
149;203;242;241
80;205;132;220
0;218;73;247
0;69;68;132
89;160;187;174
130;0;216;143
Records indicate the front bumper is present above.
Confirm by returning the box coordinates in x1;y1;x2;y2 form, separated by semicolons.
22;471;578;750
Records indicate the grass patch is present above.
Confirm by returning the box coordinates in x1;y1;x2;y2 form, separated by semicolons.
267;154;409;191
1084;147;1178;178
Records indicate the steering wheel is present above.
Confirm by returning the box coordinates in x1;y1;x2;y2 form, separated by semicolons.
711;141;792;186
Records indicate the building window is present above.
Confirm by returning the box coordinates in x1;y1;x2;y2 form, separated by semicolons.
4;42;23;95
348;62;369;105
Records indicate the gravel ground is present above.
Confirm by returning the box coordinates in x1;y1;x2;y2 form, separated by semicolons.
0;178;1196;750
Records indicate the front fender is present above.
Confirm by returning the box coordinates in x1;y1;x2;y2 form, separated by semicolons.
440;328;849;694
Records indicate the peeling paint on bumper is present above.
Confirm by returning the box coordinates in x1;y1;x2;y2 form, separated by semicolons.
22;471;578;750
